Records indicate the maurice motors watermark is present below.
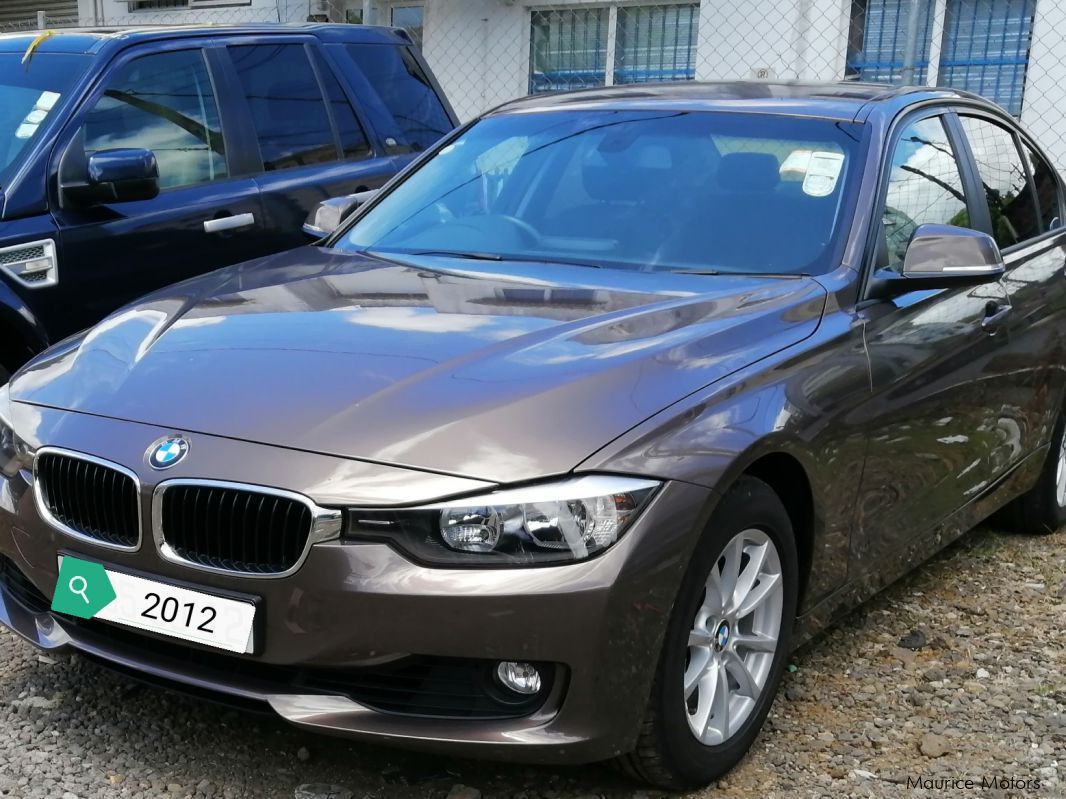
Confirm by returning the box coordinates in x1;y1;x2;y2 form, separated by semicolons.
906;774;1044;792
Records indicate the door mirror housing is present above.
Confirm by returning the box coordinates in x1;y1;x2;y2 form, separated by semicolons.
303;189;378;240
869;224;1004;299
63;148;160;205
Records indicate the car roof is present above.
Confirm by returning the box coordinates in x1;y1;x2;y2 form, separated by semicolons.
491;80;996;123
0;23;410;56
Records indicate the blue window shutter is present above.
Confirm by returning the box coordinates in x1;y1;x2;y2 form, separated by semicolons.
937;0;1037;116
846;0;935;83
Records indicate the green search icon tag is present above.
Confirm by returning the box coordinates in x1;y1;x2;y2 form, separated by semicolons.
51;557;117;619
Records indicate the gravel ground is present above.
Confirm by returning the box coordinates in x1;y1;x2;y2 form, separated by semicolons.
0;523;1062;799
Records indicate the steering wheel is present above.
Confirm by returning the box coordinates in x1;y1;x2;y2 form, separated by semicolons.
496;215;541;248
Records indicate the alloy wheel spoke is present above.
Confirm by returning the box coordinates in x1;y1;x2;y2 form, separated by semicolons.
718;535;745;606
704;565;726;616
688;629;714;648
736;571;782;618
723;650;759;697
732;630;778;653
730;542;768;615
703;661;731;742
690;668;719;733
684;648;712;698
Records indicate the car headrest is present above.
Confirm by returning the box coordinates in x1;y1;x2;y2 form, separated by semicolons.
715;152;781;192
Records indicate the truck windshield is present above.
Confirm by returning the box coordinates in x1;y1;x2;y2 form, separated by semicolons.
336;109;864;276
0;53;91;187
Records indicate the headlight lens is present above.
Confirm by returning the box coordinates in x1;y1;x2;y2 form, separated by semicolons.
346;475;660;566
0;383;31;479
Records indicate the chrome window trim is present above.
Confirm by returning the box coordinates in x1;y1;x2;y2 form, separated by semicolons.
32;446;143;553
152;478;343;579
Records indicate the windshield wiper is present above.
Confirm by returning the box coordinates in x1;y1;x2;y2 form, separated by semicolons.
668;269;809;279
411;250;504;261
410;250;604;269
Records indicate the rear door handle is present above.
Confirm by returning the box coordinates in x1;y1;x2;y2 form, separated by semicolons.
203;213;255;234
981;301;1013;333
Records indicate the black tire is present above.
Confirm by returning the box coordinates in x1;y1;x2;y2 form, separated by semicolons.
614;475;799;790
998;409;1066;535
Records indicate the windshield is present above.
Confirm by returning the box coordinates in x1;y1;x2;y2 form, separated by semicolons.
336;109;863;275
0;53;91;187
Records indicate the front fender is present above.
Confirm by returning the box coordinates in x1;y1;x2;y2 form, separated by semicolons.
579;307;871;610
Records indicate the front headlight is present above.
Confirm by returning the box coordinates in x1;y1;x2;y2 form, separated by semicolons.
0;383;33;479
345;475;661;566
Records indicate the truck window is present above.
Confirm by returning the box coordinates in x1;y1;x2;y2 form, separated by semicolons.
345;44;451;153
230;44;338;171
81;50;227;191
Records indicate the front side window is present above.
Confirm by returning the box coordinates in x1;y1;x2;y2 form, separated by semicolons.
82;50;226;191
882;116;970;269
230;44;336;172
336;110;861;276
960;115;1038;247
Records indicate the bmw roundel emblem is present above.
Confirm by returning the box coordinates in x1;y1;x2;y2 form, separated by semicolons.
148;435;189;470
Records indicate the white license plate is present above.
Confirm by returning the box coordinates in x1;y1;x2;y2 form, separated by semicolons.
59;557;256;654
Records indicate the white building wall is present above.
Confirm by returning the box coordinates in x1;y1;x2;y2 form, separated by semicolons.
695;0;848;82
420;0;528;122
76;0;306;26
1020;1;1066;171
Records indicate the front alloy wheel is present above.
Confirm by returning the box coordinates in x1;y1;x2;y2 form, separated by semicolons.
684;528;784;745
616;476;798;790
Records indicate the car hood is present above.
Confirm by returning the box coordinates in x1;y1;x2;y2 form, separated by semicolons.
11;247;826;483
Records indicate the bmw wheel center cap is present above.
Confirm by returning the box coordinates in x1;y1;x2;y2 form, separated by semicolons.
149;436;189;469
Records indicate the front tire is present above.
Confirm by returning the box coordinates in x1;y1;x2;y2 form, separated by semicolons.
616;476;798;789
999;408;1066;534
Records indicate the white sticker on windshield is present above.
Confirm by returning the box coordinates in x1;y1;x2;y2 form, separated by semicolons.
37;91;60;111
802;151;845;197
15;91;62;140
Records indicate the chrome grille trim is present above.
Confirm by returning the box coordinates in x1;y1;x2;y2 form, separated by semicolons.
32;447;142;552
152;479;342;579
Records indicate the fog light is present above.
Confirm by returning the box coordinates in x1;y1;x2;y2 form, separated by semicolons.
496;661;542;695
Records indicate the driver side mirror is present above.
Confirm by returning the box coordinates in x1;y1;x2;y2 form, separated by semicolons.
62;148;160;205
303;189;378;240
869;224;1004;299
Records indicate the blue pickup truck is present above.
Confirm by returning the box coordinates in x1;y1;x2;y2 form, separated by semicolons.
0;24;456;376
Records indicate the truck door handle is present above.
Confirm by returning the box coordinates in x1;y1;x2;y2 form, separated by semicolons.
981;301;1013;333
203;213;255;234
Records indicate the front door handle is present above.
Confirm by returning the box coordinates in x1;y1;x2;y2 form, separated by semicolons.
203;213;255;234
981;301;1013;333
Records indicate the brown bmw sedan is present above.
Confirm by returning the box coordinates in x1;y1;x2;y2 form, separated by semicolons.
1;82;1065;789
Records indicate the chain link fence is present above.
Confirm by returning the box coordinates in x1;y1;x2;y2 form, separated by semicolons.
2;1;1066;168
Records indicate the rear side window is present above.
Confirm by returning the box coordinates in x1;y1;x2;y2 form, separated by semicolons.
882;116;970;269
230;44;336;171
312;51;372;161
1023;144;1064;231
82;50;226;190
959;115;1039;247
345;44;451;153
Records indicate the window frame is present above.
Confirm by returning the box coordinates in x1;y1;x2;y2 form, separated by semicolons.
54;42;237;200
221;39;378;176
860;105;988;300
949;103;1066;257
953;111;1041;252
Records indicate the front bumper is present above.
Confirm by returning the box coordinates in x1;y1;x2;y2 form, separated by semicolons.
0;407;713;764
